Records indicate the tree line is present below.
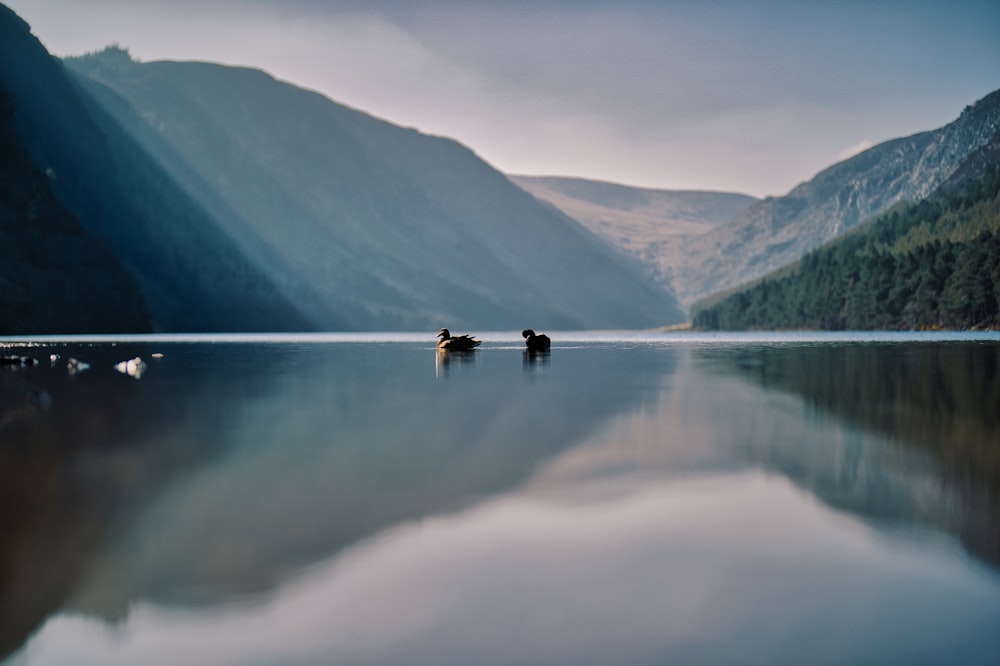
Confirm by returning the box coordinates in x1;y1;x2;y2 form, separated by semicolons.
692;167;1000;331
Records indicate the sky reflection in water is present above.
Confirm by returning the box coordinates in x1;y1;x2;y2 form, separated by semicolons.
2;333;999;665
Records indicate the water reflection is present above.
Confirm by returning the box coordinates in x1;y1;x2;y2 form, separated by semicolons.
694;341;1000;568
522;348;551;368
0;347;148;660
2;336;999;665
0;340;669;663
434;348;479;377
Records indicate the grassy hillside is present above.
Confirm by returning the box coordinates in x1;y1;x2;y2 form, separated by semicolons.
510;175;756;262
692;147;1000;331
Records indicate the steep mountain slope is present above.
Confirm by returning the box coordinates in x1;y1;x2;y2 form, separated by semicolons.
665;89;1000;307
0;6;313;332
510;175;757;276
691;133;1000;331
0;83;149;334
63;48;683;331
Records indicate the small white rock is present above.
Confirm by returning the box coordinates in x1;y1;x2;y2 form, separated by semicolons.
114;356;146;379
67;358;90;375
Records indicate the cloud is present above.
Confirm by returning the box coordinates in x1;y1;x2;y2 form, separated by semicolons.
6;0;1000;197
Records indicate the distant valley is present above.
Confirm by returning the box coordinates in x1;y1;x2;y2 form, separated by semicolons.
1;1;998;334
511;175;757;282
517;92;1000;318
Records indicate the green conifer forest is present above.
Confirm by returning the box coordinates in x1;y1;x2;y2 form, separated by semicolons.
692;167;1000;331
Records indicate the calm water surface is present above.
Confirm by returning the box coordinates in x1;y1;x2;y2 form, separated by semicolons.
1;331;999;665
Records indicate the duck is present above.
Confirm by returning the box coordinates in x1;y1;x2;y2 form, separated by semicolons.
437;328;481;351
522;329;551;351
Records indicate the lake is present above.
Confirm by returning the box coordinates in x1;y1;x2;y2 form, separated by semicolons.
2;331;999;665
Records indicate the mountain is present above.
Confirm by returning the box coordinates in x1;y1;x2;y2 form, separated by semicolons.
511;92;1000;314
691;134;1000;331
0;6;314;333
722;342;1000;568
660;89;1000;307
8;0;993;332
510;175;757;279
0;80;150;334
59;47;683;331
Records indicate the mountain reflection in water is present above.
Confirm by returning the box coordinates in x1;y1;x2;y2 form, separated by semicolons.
1;333;999;665
695;340;1000;567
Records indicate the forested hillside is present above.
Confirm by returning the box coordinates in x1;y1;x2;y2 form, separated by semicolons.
692;150;1000;331
668;90;1000;307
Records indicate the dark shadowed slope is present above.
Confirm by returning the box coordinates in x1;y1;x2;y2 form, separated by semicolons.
0;6;316;332
64;48;683;330
0;83;149;334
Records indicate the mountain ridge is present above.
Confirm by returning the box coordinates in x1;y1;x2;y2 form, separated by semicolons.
665;88;1000;307
510;175;757;277
61;45;683;331
691;134;1000;331
2;0;996;333
0;6;316;332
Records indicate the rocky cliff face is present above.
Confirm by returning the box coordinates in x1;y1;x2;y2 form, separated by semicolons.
664;89;1000;307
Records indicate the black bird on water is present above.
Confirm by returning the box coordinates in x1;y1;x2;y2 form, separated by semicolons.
437;328;481;351
522;329;551;351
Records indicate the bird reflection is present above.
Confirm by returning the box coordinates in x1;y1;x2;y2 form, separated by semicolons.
522;348;551;371
435;348;479;378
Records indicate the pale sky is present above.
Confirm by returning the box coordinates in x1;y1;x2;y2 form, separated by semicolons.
7;0;999;197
